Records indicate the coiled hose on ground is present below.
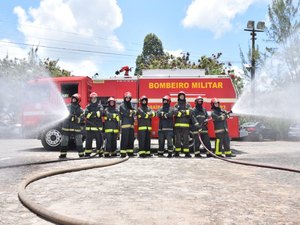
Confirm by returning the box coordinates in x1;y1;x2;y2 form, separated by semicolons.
198;134;300;173
18;156;129;225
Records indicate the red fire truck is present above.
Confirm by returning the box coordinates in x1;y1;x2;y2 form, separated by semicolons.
22;69;239;151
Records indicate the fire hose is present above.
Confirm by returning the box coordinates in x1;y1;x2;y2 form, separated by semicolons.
198;133;300;173
18;156;129;225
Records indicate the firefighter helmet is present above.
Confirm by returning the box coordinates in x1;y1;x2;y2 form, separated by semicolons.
89;92;98;99
124;91;132;99
162;95;171;103
178;91;186;97
71;93;81;103
108;97;115;103
195;96;203;103
108;97;116;106
211;98;219;106
140;95;148;103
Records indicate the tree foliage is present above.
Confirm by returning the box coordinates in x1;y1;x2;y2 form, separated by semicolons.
135;33;227;76
0;46;71;80
266;0;300;44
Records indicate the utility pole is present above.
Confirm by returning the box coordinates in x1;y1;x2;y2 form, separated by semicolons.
244;20;265;107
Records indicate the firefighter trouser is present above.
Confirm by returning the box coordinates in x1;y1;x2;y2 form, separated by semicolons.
138;130;151;156
85;130;103;156
174;127;190;154
120;127;134;156
194;132;211;155
215;131;231;156
105;132;118;156
60;132;84;157
158;130;173;155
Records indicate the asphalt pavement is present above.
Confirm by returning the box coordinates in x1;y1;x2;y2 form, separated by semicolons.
0;139;299;225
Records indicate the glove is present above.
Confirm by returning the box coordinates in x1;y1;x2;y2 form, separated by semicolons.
203;119;208;125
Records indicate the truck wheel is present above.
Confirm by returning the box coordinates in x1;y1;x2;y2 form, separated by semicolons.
41;128;62;151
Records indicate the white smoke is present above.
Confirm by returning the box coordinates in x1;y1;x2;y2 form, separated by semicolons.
233;29;300;123
0;57;68;138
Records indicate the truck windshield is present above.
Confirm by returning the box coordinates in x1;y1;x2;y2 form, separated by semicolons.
61;83;78;98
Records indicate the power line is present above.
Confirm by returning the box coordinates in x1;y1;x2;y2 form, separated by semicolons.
0;40;136;57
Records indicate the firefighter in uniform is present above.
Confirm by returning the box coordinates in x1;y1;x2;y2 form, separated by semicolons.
156;95;174;157
119;91;136;157
191;96;212;158
137;96;155;157
211;98;236;157
103;97;120;157
59;93;84;158
174;91;192;157
84;92;103;157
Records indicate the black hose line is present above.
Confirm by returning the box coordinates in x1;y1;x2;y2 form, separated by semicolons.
198;133;300;173
18;156;129;225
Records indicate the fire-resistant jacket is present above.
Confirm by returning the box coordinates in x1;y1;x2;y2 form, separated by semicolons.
211;107;229;133
137;105;155;130
174;100;192;128
119;101;136;129
103;106;120;133
84;102;103;131
191;106;209;133
156;104;174;131
62;103;84;133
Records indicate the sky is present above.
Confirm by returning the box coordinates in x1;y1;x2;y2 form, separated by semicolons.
0;0;271;78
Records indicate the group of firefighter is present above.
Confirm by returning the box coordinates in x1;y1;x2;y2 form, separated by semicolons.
59;90;236;159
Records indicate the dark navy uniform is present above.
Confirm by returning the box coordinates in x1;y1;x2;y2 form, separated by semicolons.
103;97;120;157
191;97;212;157
156;95;174;157
137;96;155;157
84;92;103;157
59;94;84;158
174;91;192;157
119;92;136;157
211;98;235;157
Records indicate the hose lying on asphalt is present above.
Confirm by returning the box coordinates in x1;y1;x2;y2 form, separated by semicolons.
198;134;300;173
18;156;129;225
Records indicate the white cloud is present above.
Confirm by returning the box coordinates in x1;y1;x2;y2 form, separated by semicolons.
12;0;123;75
182;0;258;38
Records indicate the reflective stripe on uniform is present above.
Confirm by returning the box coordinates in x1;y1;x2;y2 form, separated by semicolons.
215;128;225;133
175;148;181;152
126;149;134;153
174;123;190;127
121;124;134;128
105;129;119;133
215;138;222;155
225;150;232;155
86;127;103;131
183;148;189;153
138;126;152;131
62;128;81;132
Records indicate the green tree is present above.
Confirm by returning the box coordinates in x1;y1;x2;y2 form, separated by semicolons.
135;33;165;75
266;0;300;44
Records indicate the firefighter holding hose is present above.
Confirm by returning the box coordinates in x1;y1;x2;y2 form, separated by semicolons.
211;98;236;158
191;96;212;158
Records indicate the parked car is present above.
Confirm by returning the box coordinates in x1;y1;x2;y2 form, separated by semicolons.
287;123;300;141
239;121;279;141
